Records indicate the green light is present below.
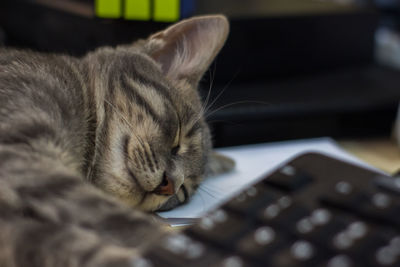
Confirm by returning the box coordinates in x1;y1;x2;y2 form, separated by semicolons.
124;0;151;20
154;0;180;22
95;0;122;18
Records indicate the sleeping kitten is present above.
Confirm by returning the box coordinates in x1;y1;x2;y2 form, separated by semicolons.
0;15;233;266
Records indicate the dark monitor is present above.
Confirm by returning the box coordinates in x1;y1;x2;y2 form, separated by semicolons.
1;0;399;146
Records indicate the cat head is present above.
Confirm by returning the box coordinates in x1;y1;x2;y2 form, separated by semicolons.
84;15;233;211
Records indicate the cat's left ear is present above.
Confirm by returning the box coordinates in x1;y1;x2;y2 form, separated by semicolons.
145;15;229;84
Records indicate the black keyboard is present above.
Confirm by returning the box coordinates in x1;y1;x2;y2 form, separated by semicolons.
133;153;400;267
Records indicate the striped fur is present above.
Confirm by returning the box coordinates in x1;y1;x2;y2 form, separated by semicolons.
0;15;233;266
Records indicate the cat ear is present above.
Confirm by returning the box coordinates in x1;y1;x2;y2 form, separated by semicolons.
145;15;229;84
206;151;235;177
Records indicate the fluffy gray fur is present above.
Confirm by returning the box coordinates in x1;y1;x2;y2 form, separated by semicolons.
0;15;233;267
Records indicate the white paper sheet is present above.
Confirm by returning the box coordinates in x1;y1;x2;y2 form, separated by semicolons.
157;137;379;225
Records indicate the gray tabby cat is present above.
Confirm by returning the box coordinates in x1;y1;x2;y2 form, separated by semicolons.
0;15;233;267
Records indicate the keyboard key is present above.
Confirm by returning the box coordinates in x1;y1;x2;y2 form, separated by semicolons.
211;255;257;267
356;192;400;228
188;209;249;247
372;236;400;267
263;166;314;192
257;202;310;232
319;182;368;210
290;241;316;261
236;226;288;261
374;176;400;196
331;221;370;251
323;185;400;228
270;240;327;267
374;247;400;266
140;233;224;267
329;224;393;266
296;208;333;235
319;254;357;267
294;210;351;246
353;233;400;267
225;185;279;216
130;257;155;267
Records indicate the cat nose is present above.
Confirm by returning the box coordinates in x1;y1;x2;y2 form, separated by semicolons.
154;173;175;196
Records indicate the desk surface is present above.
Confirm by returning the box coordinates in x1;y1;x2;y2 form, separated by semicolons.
338;138;400;174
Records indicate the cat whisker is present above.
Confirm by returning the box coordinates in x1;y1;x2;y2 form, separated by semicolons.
200;62;217;118
197;185;219;199
191;70;240;128
205;100;272;119
186;81;213;130
202;70;240;117
189;63;218;128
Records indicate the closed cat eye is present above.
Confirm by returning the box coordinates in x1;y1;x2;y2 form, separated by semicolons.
172;123;181;156
171;145;180;155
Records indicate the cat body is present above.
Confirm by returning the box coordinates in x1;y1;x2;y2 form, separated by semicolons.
0;15;232;267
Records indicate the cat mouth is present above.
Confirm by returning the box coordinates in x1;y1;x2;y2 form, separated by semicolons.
156;184;189;211
125;165;188;211
126;167;175;196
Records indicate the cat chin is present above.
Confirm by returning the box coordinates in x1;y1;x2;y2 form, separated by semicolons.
136;194;172;212
97;175;179;211
156;195;180;211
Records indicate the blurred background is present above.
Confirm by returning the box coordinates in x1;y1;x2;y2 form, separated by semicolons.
1;0;400;148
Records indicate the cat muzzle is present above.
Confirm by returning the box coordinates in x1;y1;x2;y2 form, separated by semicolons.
153;174;175;196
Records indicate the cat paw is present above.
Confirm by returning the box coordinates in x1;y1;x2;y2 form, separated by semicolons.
206;151;235;177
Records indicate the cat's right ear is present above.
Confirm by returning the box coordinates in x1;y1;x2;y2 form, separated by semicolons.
144;15;229;85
